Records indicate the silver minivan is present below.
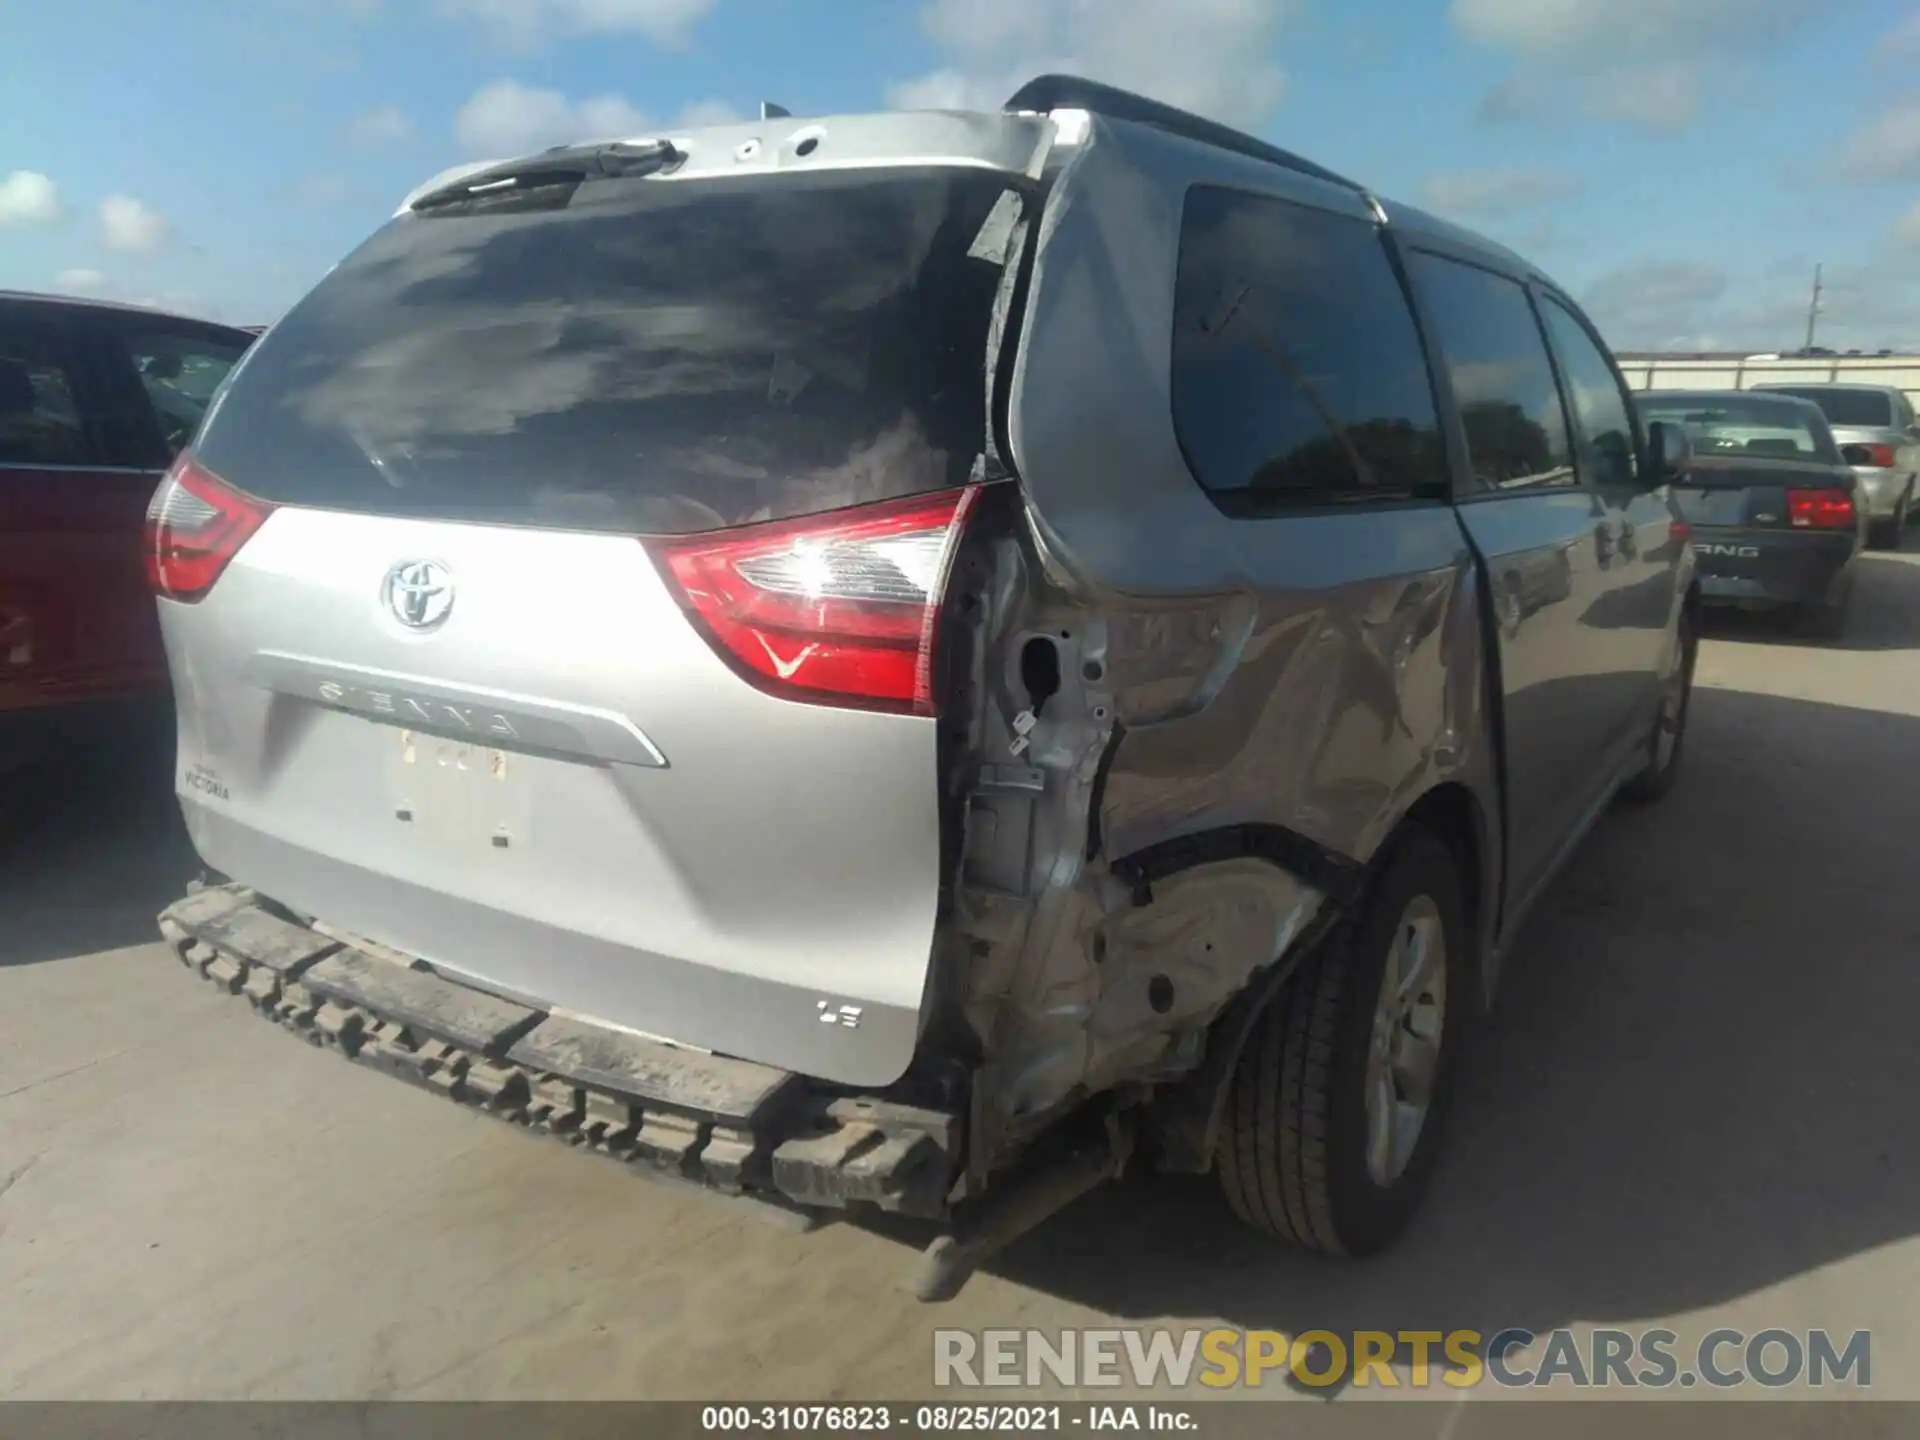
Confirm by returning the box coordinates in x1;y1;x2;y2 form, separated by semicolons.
153;76;1697;1297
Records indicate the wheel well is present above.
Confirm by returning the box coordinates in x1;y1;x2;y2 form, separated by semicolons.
1397;783;1488;1014
1144;787;1492;1174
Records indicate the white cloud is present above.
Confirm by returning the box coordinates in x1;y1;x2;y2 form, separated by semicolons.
99;194;170;252
52;267;109;295
1582;262;1731;347
1579;254;1920;353
1450;0;1816;54
886;0;1289;130
1587;60;1701;132
443;0;716;49
672;98;745;128
348;104;416;148
1421;167;1582;218
1840;95;1920;184
1895;201;1920;248
1450;0;1824;134
135;291;217;320
455;79;648;156
1875;12;1920;61
0;170;62;227
454;81;738;156
295;173;353;206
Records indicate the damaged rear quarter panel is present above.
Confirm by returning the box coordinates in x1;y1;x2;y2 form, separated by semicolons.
1004;118;1496;875
942;117;1502;1174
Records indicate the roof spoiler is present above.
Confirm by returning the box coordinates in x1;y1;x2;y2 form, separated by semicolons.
1002;74;1364;195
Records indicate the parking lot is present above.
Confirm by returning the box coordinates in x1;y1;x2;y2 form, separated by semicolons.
3;540;1920;1405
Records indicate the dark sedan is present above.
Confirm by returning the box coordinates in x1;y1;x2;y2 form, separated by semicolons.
1637;390;1864;635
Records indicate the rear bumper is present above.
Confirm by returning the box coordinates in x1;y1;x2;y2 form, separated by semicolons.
1691;531;1856;606
177;802;929;1089
1851;468;1911;520
158;884;961;1219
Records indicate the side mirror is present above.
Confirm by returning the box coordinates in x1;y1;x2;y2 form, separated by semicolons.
1646;420;1690;485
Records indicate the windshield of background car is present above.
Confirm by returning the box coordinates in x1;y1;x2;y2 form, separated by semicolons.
1638;395;1840;464
1761;387;1894;429
193;166;1023;535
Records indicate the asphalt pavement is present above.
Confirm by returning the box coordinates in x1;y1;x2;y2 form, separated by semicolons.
4;542;1920;1409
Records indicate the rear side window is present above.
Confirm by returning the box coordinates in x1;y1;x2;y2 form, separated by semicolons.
1761;387;1894;429
0;320;91;467
1540;297;1638;490
193;167;1021;535
105;321;252;461
1170;185;1445;513
1408;253;1576;494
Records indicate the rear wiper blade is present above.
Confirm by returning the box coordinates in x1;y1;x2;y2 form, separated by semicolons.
410;139;682;212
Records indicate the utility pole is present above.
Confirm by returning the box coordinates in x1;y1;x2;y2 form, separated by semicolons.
1803;262;1824;352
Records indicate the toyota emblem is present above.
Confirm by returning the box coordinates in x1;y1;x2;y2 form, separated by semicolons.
382;559;455;630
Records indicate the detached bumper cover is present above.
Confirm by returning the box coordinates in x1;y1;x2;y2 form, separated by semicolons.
158;885;958;1218
1692;532;1855;605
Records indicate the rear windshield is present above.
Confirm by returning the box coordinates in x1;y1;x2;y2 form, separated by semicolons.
1639;394;1840;464
195;166;1023;534
1760;387;1894;429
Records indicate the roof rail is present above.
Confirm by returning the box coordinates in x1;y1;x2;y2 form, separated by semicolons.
1003;74;1364;194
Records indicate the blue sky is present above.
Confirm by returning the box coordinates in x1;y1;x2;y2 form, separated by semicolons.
4;0;1919;351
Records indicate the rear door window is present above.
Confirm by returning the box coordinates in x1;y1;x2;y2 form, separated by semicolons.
1539;296;1639;491
1169;184;1447;513
103;319;252;462
1406;252;1577;495
193;167;1023;534
0;317;95;468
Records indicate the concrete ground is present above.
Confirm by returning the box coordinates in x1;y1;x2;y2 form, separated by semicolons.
4;541;1920;1410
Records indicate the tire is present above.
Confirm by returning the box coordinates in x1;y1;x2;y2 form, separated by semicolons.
1620;604;1698;804
1869;516;1898;551
1216;827;1465;1257
1794;577;1851;641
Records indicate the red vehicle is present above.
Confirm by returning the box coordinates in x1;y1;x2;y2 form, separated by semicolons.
0;292;256;773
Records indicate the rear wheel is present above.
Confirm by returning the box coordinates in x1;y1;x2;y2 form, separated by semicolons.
1869;488;1911;548
1620;605;1697;804
1216;829;1464;1256
1794;574;1852;641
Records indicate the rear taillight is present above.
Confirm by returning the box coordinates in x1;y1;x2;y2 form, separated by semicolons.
1852;443;1897;468
1787;488;1855;530
646;487;980;716
144;453;275;602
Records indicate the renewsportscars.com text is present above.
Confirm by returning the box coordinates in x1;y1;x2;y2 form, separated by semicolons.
933;1327;1871;1391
